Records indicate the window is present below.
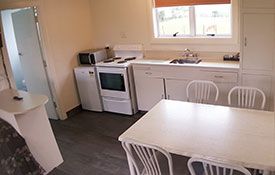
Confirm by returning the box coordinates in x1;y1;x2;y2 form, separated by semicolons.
154;4;232;38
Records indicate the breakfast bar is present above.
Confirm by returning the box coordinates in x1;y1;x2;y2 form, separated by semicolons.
0;89;63;174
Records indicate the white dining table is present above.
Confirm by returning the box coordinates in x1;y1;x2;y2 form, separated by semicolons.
119;100;275;174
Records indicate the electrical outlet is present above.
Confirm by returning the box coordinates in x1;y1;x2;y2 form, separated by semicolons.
105;45;110;49
120;32;127;39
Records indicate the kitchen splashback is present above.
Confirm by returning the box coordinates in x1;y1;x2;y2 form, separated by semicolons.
144;50;237;62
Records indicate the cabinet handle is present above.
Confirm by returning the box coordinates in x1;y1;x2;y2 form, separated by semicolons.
167;95;170;99
161;94;164;99
145;72;152;75
244;37;247;47
214;75;224;78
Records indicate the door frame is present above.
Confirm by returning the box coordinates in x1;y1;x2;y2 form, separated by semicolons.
0;6;61;119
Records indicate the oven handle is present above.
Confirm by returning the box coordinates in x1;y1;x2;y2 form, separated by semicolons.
103;98;129;102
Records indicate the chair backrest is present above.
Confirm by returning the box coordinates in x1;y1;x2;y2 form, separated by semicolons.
188;157;251;175
121;139;174;175
228;86;266;110
186;80;219;104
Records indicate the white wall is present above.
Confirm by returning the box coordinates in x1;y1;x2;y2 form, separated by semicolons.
0;0;94;119
0;50;9;91
39;0;94;119
90;0;240;53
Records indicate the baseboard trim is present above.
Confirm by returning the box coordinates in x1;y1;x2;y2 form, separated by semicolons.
66;105;82;118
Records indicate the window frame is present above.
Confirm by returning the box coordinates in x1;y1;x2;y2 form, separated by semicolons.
154;4;233;38
147;0;240;52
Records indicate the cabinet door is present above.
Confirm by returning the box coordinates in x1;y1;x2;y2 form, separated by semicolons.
134;73;164;111
242;13;275;71
165;79;189;102
242;74;272;110
242;0;275;9
216;83;237;106
166;79;237;106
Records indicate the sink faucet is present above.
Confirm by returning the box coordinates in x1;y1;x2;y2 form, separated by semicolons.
183;48;198;58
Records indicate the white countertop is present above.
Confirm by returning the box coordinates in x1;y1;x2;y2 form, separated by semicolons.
0;89;48;115
131;59;240;70
119;100;275;170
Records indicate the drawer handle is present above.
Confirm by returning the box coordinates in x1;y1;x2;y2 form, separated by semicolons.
145;72;152;75
214;75;224;78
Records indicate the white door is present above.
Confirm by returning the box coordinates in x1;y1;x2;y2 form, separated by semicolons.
12;8;58;119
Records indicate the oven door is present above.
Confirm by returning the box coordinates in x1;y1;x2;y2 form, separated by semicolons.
96;67;130;99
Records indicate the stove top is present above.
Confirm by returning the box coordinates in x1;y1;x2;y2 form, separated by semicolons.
113;57;122;60
124;57;136;61
97;57;137;67
117;60;128;64
103;59;115;63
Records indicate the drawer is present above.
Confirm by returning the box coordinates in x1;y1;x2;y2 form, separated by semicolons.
200;71;238;83
133;67;163;78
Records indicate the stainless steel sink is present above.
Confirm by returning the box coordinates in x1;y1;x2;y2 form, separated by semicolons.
170;58;202;64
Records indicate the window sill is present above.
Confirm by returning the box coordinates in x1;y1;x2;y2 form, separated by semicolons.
150;36;238;45
157;35;232;39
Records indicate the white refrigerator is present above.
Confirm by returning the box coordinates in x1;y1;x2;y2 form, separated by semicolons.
74;67;103;112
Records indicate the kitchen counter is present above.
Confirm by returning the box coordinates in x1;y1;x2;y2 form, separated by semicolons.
131;59;240;70
0;89;63;174
0;89;48;115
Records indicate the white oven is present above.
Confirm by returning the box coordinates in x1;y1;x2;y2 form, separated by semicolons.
96;66;136;115
95;44;142;115
97;66;130;99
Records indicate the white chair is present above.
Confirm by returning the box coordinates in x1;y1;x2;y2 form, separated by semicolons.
188;157;252;175
121;139;174;175
186;80;219;104
228;86;266;110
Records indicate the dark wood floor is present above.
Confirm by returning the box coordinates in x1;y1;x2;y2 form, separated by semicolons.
48;111;190;175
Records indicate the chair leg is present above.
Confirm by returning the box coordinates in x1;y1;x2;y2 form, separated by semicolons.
262;170;272;175
125;144;136;175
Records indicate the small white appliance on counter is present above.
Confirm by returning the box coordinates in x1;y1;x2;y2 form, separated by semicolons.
96;44;143;115
74;49;108;112
78;49;107;65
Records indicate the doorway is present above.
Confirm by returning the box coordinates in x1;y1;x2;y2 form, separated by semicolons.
1;7;59;120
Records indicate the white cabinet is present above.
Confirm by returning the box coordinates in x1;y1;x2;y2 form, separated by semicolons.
133;65;165;111
242;74;272;110
133;64;239;111
242;0;275;9
242;13;275;71
240;0;275;111
215;83;237;106
165;77;237;106
199;70;239;105
165;79;189;101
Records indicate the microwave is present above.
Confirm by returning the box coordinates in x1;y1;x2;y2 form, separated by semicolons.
78;49;107;65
